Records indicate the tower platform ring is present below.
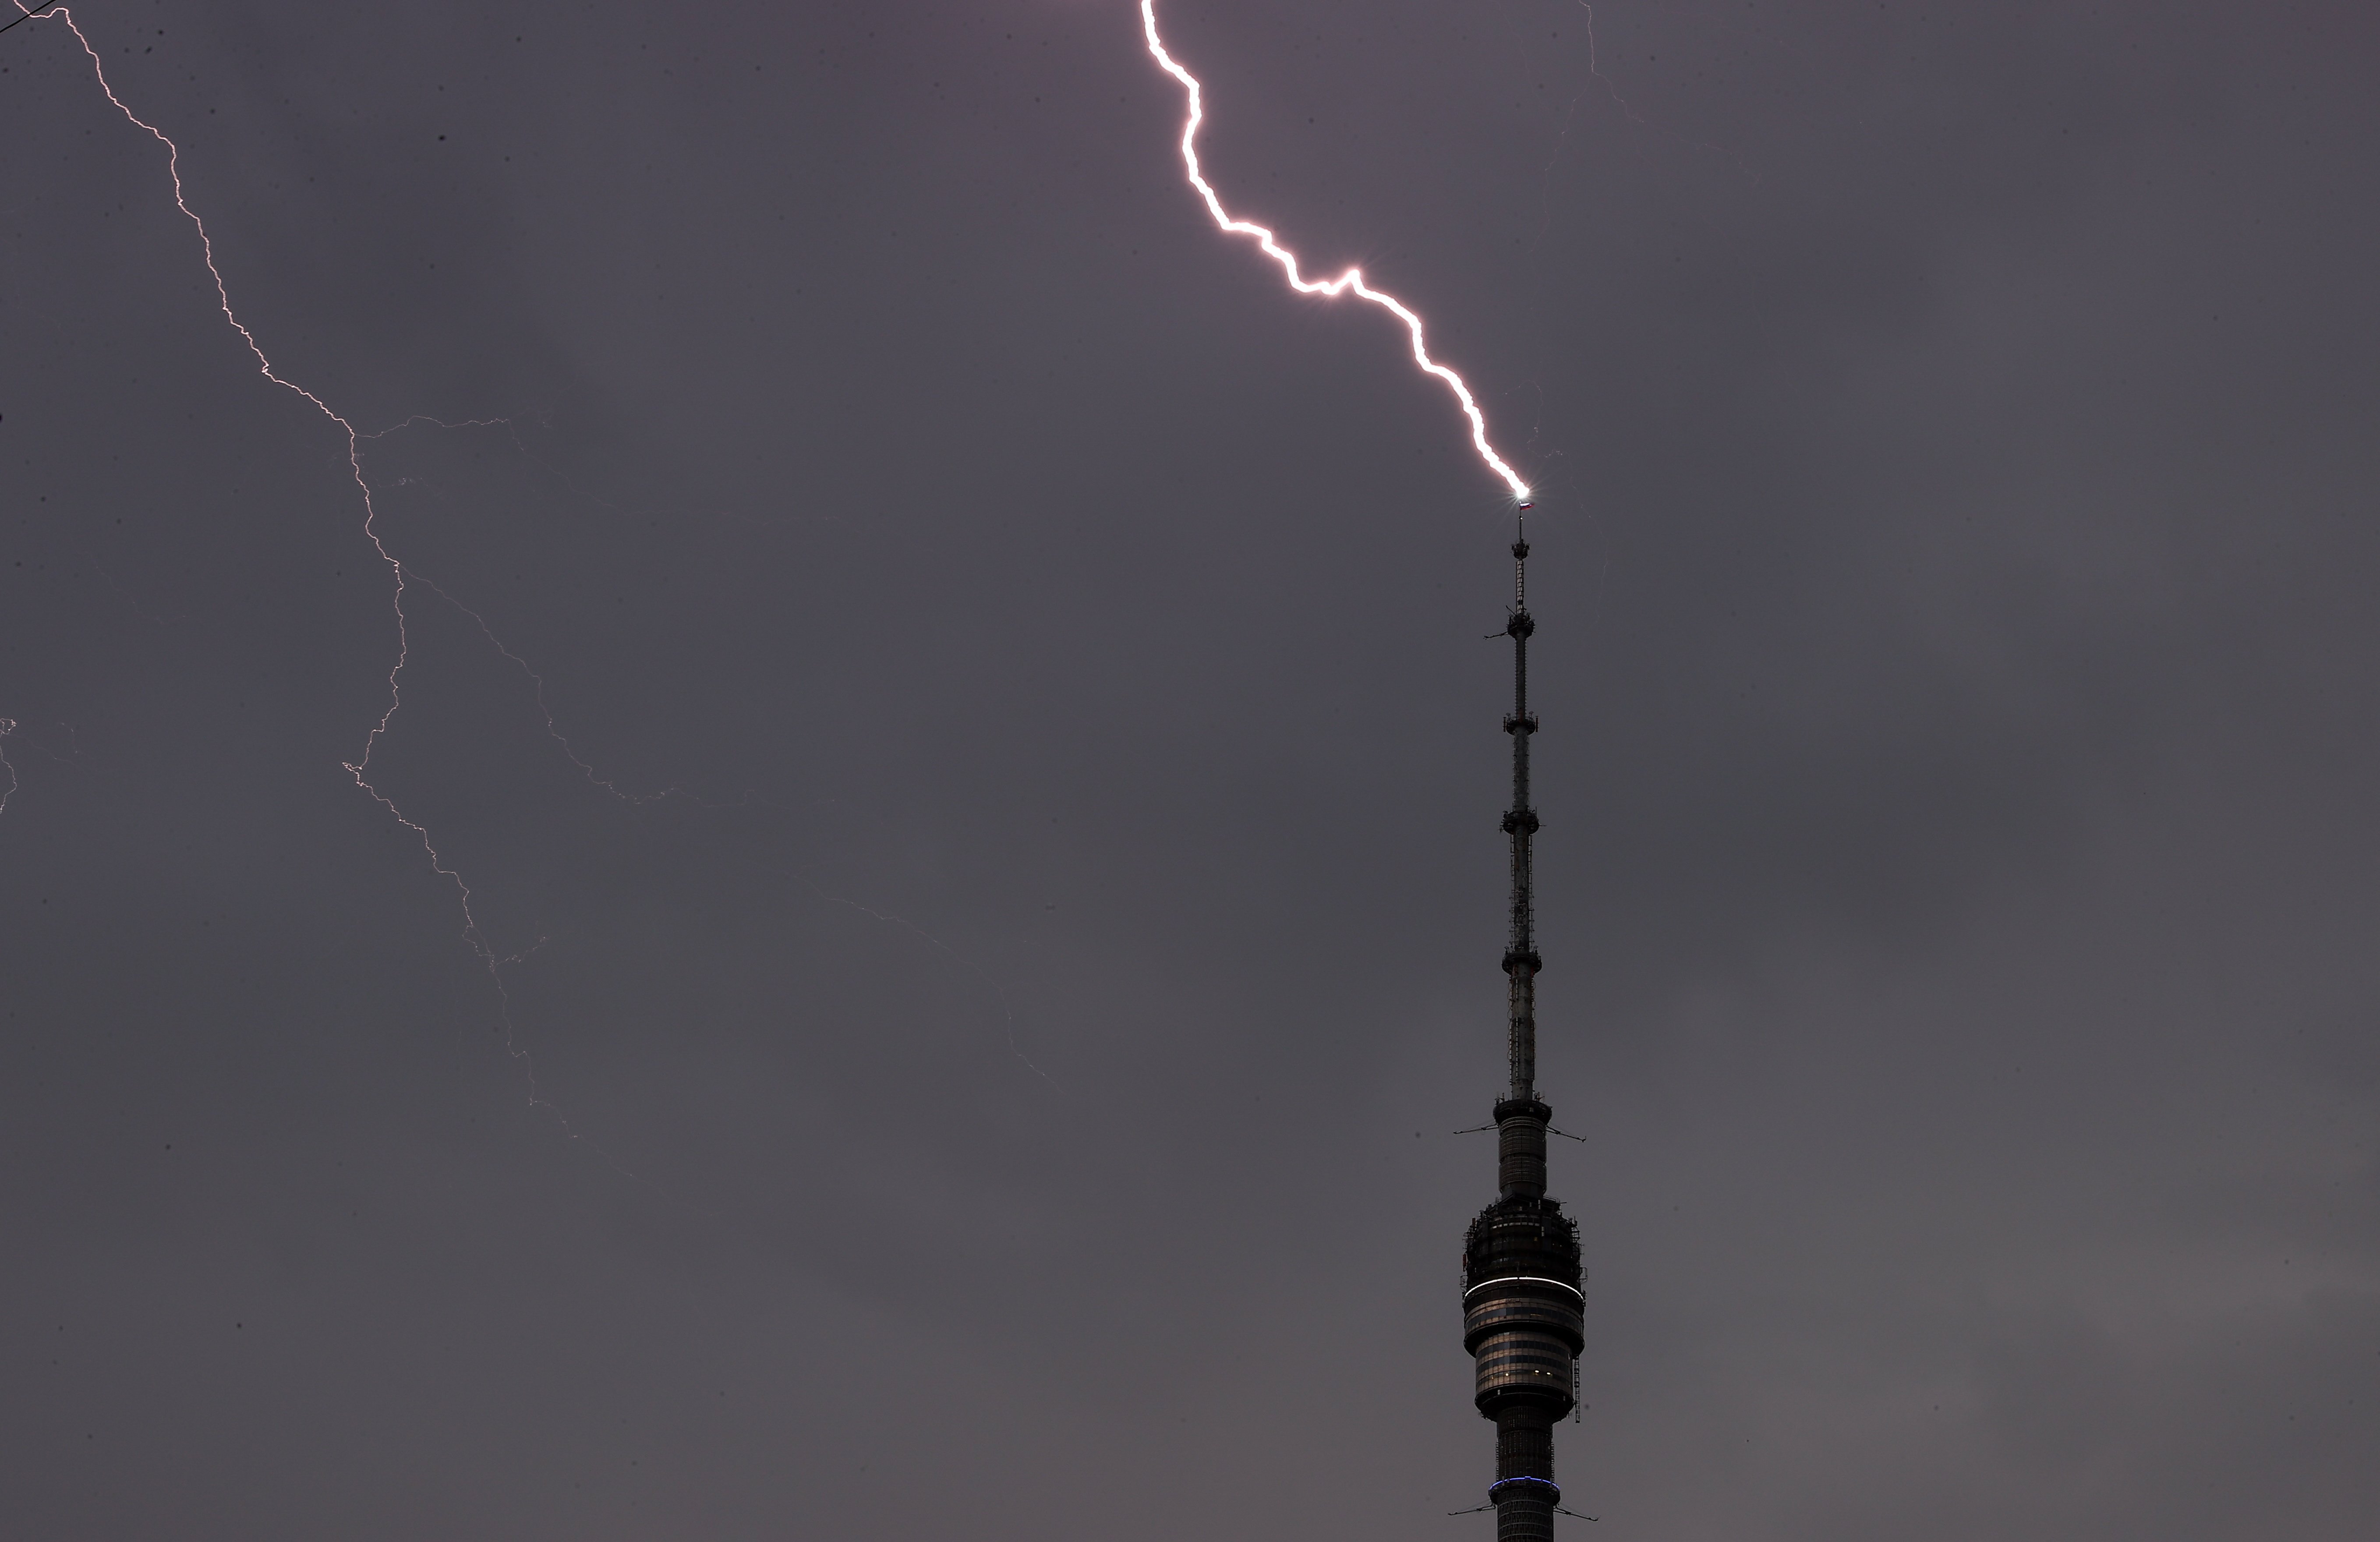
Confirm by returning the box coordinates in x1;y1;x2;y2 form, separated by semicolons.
1463;1275;1584;1303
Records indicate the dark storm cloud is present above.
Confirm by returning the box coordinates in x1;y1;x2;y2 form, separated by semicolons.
3;1;2374;1537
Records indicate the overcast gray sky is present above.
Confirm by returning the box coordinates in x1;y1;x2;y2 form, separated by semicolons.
4;1;2376;1537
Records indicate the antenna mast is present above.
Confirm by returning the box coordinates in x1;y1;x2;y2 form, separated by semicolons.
1503;514;1540;1103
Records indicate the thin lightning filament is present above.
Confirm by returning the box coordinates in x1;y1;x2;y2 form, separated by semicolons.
1139;0;1530;500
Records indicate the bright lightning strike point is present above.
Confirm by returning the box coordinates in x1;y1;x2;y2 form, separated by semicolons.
1139;0;1531;501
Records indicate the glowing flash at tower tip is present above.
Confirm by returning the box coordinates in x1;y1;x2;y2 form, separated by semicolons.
1139;0;1531;501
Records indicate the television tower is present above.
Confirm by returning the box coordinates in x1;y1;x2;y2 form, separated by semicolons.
1461;514;1585;1542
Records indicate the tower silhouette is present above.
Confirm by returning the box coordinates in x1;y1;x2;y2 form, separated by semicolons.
1461;516;1584;1542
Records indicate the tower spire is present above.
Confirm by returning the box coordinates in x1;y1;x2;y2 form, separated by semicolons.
1503;512;1540;1104
1461;506;1583;1542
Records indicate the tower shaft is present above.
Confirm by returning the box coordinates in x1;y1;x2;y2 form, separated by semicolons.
1462;519;1581;1542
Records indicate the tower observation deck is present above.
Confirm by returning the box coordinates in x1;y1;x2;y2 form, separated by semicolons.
1461;516;1584;1542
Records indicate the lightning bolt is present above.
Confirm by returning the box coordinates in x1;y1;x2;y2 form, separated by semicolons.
1138;0;1531;501
7;3;642;1164
6;4;1054;1191
24;9;457;923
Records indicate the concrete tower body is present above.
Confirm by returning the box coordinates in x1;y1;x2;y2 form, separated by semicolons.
1461;524;1584;1542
